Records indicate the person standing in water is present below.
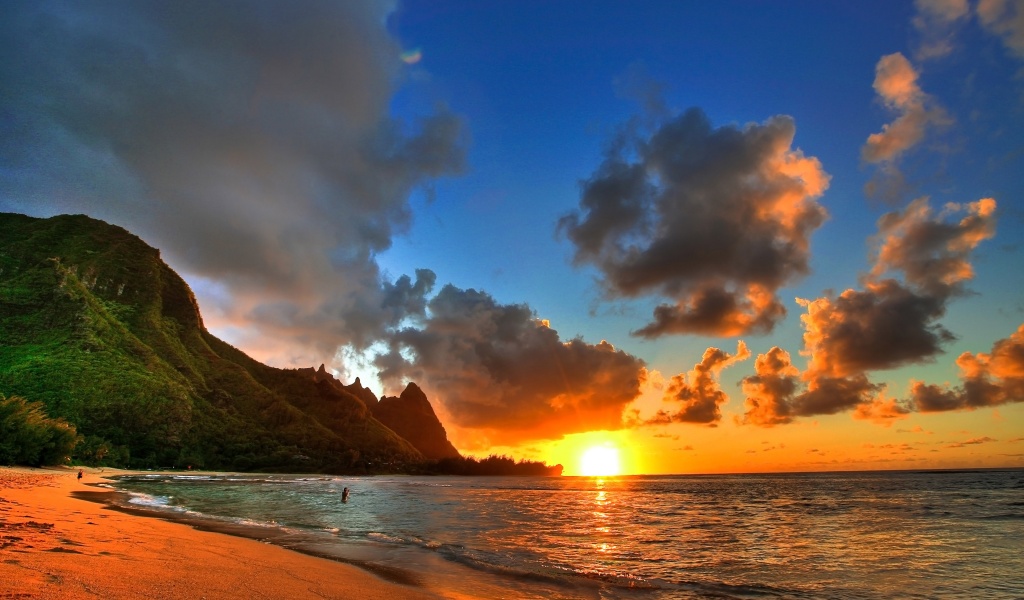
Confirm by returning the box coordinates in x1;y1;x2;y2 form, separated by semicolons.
342;487;350;502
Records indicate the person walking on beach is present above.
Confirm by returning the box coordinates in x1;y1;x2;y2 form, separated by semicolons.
77;469;83;481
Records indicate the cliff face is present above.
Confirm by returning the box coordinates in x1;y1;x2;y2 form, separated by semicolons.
370;383;461;460
0;212;423;472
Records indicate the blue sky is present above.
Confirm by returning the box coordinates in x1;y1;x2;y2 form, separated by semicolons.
2;0;1023;471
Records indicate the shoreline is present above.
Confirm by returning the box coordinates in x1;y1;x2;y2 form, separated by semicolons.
0;466;448;599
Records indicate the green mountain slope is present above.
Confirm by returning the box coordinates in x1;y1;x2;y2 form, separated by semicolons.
0;213;423;471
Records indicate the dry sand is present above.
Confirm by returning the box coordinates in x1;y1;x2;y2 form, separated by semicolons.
0;466;446;599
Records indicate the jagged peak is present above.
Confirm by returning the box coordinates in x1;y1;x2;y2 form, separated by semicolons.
371;382;460;460
401;381;425;398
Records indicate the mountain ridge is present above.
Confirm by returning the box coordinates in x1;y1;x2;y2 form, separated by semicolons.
0;213;437;472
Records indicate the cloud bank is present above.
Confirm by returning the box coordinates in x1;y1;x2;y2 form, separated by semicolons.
742;197;998;426
374;284;648;446
0;0;465;367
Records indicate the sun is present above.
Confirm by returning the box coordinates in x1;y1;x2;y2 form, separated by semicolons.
579;445;621;477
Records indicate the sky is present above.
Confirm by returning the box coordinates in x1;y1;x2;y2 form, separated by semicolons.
2;0;1023;475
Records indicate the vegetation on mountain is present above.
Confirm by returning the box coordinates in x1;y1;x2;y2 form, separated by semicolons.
0;212;563;476
0;213;420;472
370;382;461;460
0;394;80;467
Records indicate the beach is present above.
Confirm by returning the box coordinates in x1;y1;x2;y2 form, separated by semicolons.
4;468;1021;600
0;467;444;600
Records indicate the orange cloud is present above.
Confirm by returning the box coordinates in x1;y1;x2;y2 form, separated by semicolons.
741;346;800;426
870;197;996;292
646;342;749;425
863;53;947;164
911;323;1024;411
741;197;997;426
862;53;949;202
853;396;913;425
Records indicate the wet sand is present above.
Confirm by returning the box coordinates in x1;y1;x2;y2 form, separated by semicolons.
0;466;445;599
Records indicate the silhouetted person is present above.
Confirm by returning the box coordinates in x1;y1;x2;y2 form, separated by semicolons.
77;469;83;481
342;487;350;502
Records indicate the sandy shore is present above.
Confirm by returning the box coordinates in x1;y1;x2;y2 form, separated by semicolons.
0;466;446;600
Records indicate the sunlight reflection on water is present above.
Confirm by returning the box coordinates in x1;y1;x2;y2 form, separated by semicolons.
115;470;1024;599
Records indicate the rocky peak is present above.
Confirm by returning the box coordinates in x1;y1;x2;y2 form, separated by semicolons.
343;377;380;408
371;383;460;460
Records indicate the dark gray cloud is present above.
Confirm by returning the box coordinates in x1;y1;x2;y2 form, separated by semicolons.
559;107;829;338
793;374;883;416
801;197;997;381
0;0;465;365
800;280;956;377
375;284;648;445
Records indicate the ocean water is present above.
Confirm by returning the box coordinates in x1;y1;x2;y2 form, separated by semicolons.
110;470;1024;600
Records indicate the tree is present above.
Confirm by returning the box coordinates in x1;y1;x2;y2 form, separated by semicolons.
0;395;81;466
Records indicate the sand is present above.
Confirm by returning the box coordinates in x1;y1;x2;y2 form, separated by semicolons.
0;467;446;600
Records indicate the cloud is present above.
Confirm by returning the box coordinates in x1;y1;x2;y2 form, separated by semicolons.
793;374;885;417
870;197;997;296
741;197;996;425
863;54;939;162
741;346;801;426
646;342;750;425
862;53;949;201
977;0;1024;59
946;436;999;448
897;425;935;434
798;282;955;378
853;397;913;425
0;1;466;367
910;323;1024;411
374;284;648;445
560;107;829;338
807;197;995;372
740;348;886;427
912;0;971;60
799;198;995;381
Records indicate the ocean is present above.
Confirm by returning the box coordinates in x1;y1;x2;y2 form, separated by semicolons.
108;469;1024;600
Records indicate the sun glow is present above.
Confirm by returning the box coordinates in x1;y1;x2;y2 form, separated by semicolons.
580;445;621;477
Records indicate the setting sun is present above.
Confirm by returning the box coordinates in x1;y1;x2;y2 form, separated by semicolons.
579;445;621;477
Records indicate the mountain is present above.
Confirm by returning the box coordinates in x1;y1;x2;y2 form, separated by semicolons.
0;213;426;472
298;367;462;460
369;382;461;460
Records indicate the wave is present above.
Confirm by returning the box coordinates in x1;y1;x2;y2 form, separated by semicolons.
126;492;181;510
108;469;1023;600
